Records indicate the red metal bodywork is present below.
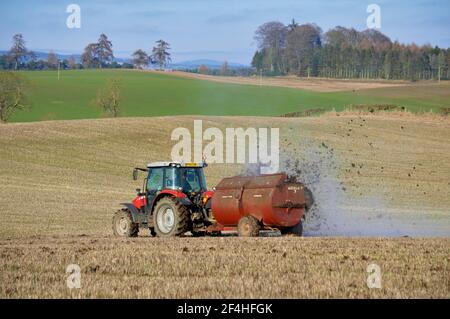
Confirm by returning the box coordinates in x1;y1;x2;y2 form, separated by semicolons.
149;189;187;208
132;189;187;210
158;189;187;198
202;190;214;203
211;173;307;228
132;195;147;209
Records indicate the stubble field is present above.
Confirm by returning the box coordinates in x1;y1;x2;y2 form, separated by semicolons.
0;113;449;298
1;236;448;298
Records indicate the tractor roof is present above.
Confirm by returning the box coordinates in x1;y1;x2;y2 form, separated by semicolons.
147;162;207;168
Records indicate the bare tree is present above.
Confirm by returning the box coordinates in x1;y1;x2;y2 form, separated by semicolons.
151;40;171;70
47;51;58;69
132;49;149;69
254;21;287;73
97;34;114;67
0;72;28;123
81;43;99;68
8;34;31;70
68;55;77;69
285;24;322;76
220;60;229;76
94;78;121;117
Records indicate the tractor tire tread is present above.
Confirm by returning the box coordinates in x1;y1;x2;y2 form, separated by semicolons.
237;215;260;237
112;209;139;237
153;197;190;237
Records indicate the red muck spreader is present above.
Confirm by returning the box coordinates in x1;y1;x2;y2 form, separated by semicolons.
211;173;313;236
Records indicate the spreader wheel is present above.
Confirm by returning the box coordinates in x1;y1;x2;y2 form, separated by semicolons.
237;215;260;237
112;209;139;237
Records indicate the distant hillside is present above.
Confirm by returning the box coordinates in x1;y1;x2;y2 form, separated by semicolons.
0;51;248;69
0;50;130;63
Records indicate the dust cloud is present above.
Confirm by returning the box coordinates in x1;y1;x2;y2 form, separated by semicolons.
238;136;447;237
279;140;449;237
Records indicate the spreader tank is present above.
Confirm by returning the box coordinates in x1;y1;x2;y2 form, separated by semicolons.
211;173;311;228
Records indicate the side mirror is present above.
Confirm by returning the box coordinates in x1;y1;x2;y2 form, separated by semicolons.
132;169;138;181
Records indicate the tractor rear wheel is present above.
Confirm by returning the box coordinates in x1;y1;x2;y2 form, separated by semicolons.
237;215;260;237
280;221;303;236
112;209;139;237
153;197;190;237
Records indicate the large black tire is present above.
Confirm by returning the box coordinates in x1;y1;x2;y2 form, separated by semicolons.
153;197;190;237
237;215;260;237
112;209;139;237
280;221;303;236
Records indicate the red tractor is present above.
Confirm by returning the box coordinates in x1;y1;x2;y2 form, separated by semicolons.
112;162;216;237
113;161;314;238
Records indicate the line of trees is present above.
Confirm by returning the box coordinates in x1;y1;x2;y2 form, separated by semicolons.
0;33;173;71
251;20;450;81
2;25;449;81
0;33;134;70
132;40;172;70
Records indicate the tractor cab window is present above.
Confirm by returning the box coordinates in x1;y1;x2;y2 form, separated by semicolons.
164;168;179;189
147;168;164;192
180;168;206;193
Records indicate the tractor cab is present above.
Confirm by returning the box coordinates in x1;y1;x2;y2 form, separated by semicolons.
143;162;208;206
146;162;207;192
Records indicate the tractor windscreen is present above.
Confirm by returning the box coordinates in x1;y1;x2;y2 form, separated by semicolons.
165;167;207;193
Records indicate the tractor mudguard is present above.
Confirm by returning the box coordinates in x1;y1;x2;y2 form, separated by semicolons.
149;193;192;216
121;203;146;224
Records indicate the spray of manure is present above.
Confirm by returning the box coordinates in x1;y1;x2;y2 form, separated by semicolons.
241;138;437;237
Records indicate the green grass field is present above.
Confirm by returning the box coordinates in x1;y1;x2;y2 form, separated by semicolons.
9;69;450;122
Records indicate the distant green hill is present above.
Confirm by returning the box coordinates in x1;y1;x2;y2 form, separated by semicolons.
8;69;449;122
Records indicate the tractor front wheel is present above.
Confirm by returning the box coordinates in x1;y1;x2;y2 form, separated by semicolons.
112;209;139;237
237;215;260;237
153;197;190;237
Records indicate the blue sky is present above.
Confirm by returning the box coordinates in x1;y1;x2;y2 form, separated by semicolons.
0;0;449;64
